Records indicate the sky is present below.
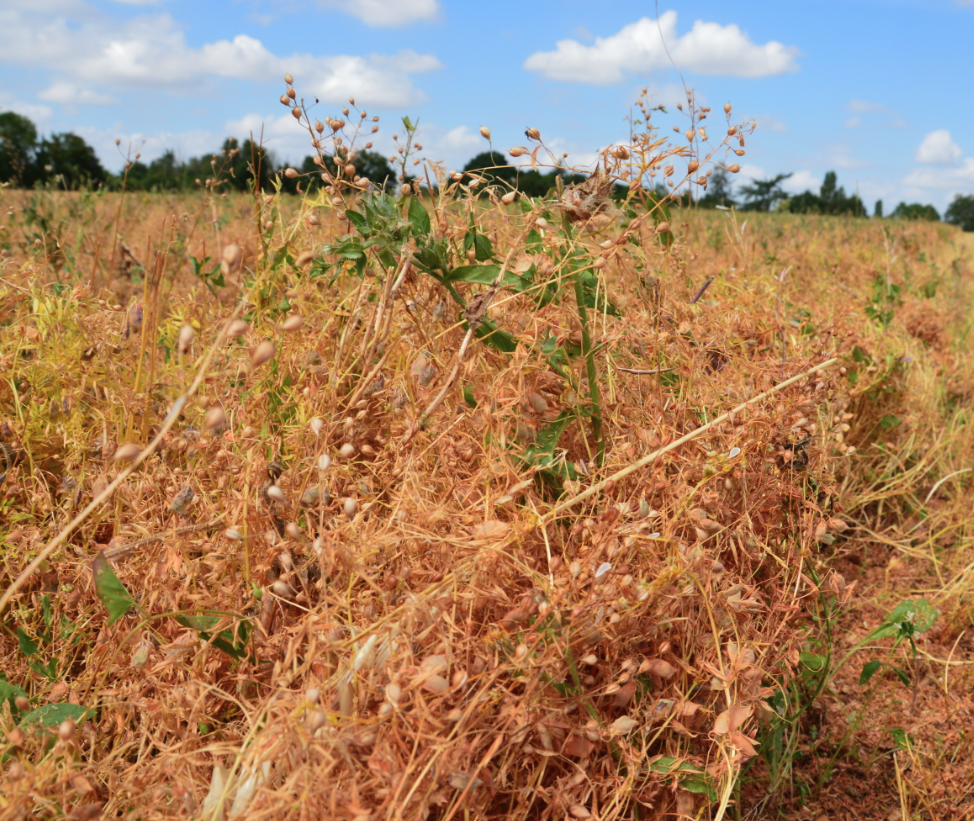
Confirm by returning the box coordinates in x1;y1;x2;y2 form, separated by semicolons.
1;0;973;213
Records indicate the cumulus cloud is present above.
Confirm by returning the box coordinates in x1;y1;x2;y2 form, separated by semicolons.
524;11;800;84
903;161;974;190
845;117;861;129
0;6;440;107
39;83;118;106
915;130;962;165
323;0;440;26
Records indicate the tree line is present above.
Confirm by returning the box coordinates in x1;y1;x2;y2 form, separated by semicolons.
3;111;974;231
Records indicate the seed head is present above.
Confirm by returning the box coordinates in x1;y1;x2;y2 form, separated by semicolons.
501;191;517;205
525;127;540;141
688;160;699;174
251;339;276;368
281;314;304;332
225;528;243;541
204;405;226;432
724;102;732;114
284;168;299;179
343;497;357;519
266;485;286;503
227;319;248;338
479;126;491;140
284;73;293;84
177;324;195;354
114;442;141;463
291;107;302;120
169;485;195;513
221;243;242;274
727;164;741;173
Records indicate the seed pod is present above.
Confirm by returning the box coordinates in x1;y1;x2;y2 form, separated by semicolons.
728;164;741;173
284;73;293;84
284;168;299;179
251;340;276;368
114;442;141;462
58;719;76;742
343;497;357;519
227;319;248;338
479;126;491;140
339;443;355;459
204;405;226;432
300;486;321;507
281;314;304;332
285;522;302;539
291;107;302;120
225;528;243;541
279;94;290;106
525;127;540;141
724;102;732;114
688;160;699;174
266;485;286;503
177;324;195;354
317;453;332;471
501;191;517;205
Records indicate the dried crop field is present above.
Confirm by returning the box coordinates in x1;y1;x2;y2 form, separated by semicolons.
1;123;974;821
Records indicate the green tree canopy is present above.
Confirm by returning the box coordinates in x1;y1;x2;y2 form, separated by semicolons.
890;202;940;222
740;173;792;212
944;194;974;231
36;133;107;189
0;112;40;186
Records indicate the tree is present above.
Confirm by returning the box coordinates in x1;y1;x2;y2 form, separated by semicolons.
739;173;792;212
35;133;106;189
698;167;736;209
0;112;40;186
945;194;974;232
294;149;396;192
890;202;940;222
874;199;883;219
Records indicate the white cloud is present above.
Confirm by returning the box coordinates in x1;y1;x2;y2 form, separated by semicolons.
903;161;974;190
845;117;860;129
320;0;439;27
916;130;962;165
39;83;118;106
783;170;820;192
0;7;440;107
524;11;800;84
0;93;53;123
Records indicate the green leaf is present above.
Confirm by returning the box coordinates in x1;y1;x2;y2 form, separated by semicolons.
402;115;415;133
890;728;911;749
866;599;939;642
345;209;368;234
799;652;828;673
16;628;38;658
463;386;478;408
407;196;431;237
880;415;901;430
859;660;882;685
176;614;252;660
92;554;136;625
445;265;529;290
20;703;89;728
471;319;517;353
0;681;29;712
852;345;871;364
680;775;718;802
892;666;910;687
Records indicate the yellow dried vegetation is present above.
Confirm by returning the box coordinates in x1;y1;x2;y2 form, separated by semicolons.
1;82;973;821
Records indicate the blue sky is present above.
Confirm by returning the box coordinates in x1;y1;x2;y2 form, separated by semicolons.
2;0;972;212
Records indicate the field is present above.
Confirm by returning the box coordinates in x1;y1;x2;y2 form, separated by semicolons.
1;161;973;821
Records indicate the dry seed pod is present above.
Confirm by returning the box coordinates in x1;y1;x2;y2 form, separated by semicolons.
251;340;276;368
266;485;286;503
343;497;357;519
281;314;304;332
225;528;243;541
114;442;141;463
339;443;355;460
177;324;195;354
222;244;242;274
204;405;226;432
317;453;332;471
310;417;323;437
